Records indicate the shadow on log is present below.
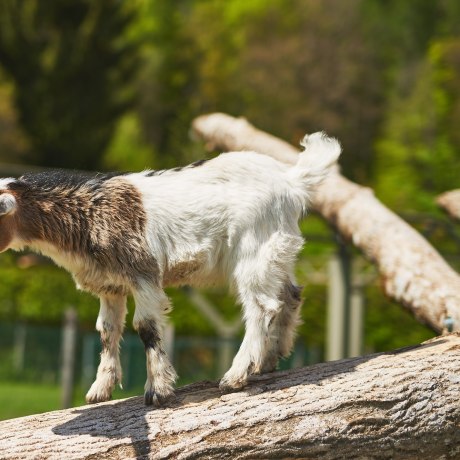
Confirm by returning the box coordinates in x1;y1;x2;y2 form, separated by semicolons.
0;334;459;459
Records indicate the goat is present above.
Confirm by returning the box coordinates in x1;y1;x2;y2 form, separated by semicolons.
0;132;340;405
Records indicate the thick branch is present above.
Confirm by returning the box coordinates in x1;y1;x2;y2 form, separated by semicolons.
192;113;460;333
437;189;460;221
0;334;459;459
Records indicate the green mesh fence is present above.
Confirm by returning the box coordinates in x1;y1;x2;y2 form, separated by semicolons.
0;322;318;394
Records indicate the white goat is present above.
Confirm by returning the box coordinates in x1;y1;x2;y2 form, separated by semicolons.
0;132;340;405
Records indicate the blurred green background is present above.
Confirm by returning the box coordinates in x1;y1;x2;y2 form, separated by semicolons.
0;0;459;420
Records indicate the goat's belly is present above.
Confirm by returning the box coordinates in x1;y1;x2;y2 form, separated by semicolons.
162;258;223;288
75;277;132;297
73;267;132;297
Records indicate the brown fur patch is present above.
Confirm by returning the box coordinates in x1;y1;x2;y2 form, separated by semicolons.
10;176;158;295
0;212;16;252
278;282;302;309
163;258;204;286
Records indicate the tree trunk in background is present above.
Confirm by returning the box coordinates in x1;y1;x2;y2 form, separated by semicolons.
0;334;459;459
437;189;460;221
192;113;460;334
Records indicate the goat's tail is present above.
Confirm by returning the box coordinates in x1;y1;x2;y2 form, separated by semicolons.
295;132;341;185
287;132;341;209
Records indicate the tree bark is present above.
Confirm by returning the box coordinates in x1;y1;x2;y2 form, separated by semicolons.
437;190;460;221
0;334;459;459
192;113;460;334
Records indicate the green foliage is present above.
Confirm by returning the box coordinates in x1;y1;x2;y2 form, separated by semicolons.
364;285;435;352
133;0;199;167
0;72;30;163
102;112;156;172
133;0;385;180
0;0;140;169
376;39;460;212
168;288;217;337
0;253;98;325
0;0;457;360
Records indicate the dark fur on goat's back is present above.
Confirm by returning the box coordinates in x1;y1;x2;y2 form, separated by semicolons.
17;170;126;191
144;159;209;177
8;170;158;294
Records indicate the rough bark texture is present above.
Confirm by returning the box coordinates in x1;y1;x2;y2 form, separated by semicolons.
0;334;459;459
192;113;460;334
437;190;460;221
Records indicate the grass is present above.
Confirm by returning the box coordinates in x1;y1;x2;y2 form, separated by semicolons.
0;382;61;420
0;381;144;421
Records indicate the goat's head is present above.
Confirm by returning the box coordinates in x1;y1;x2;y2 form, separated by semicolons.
0;189;18;252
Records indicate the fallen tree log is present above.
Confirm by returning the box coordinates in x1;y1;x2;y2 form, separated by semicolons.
192;113;460;334
0;334;459;459
437;189;460;221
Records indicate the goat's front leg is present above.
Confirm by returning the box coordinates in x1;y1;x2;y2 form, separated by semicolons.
86;294;127;404
133;282;177;406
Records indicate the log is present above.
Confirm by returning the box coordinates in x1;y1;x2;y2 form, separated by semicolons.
0;334;459;459
192;113;460;334
437;190;460;221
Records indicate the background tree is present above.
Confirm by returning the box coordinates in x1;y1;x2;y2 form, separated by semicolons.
376;39;460;212
133;0;385;182
134;0;201;168
0;70;30;164
0;0;140;169
0;0;459;403
235;0;384;184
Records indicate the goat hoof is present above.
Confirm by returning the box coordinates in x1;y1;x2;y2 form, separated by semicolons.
260;361;278;374
219;379;246;393
86;382;113;404
144;390;161;406
144;390;174;406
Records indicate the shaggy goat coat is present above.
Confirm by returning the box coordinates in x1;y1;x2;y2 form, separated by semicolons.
0;132;341;405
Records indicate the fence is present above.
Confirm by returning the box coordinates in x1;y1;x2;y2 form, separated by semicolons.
0;320;318;400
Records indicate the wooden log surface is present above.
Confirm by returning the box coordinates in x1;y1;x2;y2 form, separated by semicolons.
192;113;460;334
437;189;460;221
0;334;459;459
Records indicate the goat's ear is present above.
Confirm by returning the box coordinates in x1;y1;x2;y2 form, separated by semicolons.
0;193;17;216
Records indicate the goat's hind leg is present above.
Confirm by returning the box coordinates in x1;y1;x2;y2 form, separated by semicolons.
220;231;303;391
219;297;273;391
133;283;177;406
260;280;302;373
86;294;127;404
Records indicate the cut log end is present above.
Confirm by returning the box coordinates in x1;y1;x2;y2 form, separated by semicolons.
437;189;460;221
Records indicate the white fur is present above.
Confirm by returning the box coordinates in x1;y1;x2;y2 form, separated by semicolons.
0;178;15;189
124;134;340;393
86;294;127;403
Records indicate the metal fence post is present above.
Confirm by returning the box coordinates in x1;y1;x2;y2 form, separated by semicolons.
13;323;26;373
61;307;78;409
348;287;364;357
163;323;175;362
326;241;351;361
81;334;97;393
